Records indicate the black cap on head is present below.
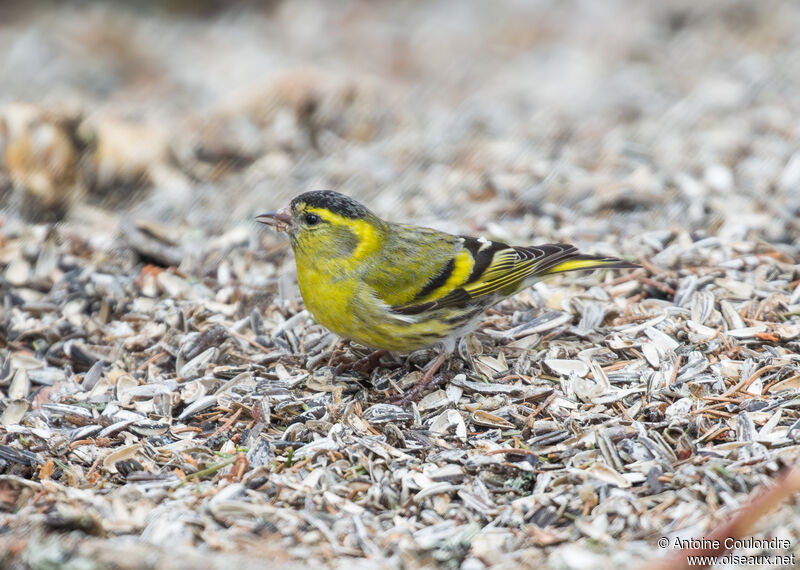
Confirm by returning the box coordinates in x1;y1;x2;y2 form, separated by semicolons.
291;190;369;219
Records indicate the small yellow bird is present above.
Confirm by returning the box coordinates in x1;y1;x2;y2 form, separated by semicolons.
258;190;637;399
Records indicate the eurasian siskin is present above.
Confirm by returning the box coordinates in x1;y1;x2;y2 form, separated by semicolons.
258;190;637;399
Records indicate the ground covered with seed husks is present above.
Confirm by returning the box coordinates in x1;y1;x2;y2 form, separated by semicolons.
2;1;800;569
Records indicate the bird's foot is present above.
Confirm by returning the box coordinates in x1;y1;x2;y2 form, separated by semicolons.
332;349;391;375
391;351;449;405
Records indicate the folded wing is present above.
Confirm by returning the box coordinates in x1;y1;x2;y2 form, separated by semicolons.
392;238;636;315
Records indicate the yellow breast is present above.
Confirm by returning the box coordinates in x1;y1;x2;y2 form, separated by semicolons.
296;262;363;341
296;261;445;351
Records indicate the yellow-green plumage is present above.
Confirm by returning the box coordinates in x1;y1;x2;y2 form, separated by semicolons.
259;190;637;354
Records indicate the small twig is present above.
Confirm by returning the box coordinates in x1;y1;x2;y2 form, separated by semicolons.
721;365;776;397
172;426;202;434
700;395;742;404
640;277;677;296
210;407;243;438
697;426;731;443
227;328;273;355
290;455;314;473
605;267;647;286
638;257;669;275
692;408;733;419
185;455;238;481
85;453;105;482
667;355;682;387
136;350;169;371
485;448;539;456
226;453;249;481
526;392;557;427
601;360;636;373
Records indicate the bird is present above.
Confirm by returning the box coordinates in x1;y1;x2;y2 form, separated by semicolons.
258;190;637;402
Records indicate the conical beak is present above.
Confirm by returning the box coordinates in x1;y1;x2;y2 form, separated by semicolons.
256;208;292;231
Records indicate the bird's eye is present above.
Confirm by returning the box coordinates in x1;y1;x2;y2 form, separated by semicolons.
304;213;321;226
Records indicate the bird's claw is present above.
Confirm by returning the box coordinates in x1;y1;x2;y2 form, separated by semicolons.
390;372;450;406
332;349;391;375
390;350;450;405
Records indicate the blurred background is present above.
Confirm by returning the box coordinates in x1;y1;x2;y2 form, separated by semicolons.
3;3;800;565
1;0;799;254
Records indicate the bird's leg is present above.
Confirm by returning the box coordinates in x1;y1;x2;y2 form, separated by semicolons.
326;339;349;367
392;350;449;405
333;349;391;375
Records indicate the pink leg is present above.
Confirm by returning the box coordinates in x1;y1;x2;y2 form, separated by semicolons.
392;350;448;405
333;349;390;375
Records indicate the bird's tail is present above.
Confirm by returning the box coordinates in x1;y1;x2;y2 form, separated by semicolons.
537;247;639;275
542;253;639;275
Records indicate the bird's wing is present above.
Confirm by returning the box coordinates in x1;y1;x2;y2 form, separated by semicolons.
361;224;468;308
391;238;633;315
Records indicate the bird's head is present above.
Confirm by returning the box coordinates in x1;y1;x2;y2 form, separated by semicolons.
257;190;385;259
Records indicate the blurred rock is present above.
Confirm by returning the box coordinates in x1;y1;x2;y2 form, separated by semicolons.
78;115;189;201
0;102;85;220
